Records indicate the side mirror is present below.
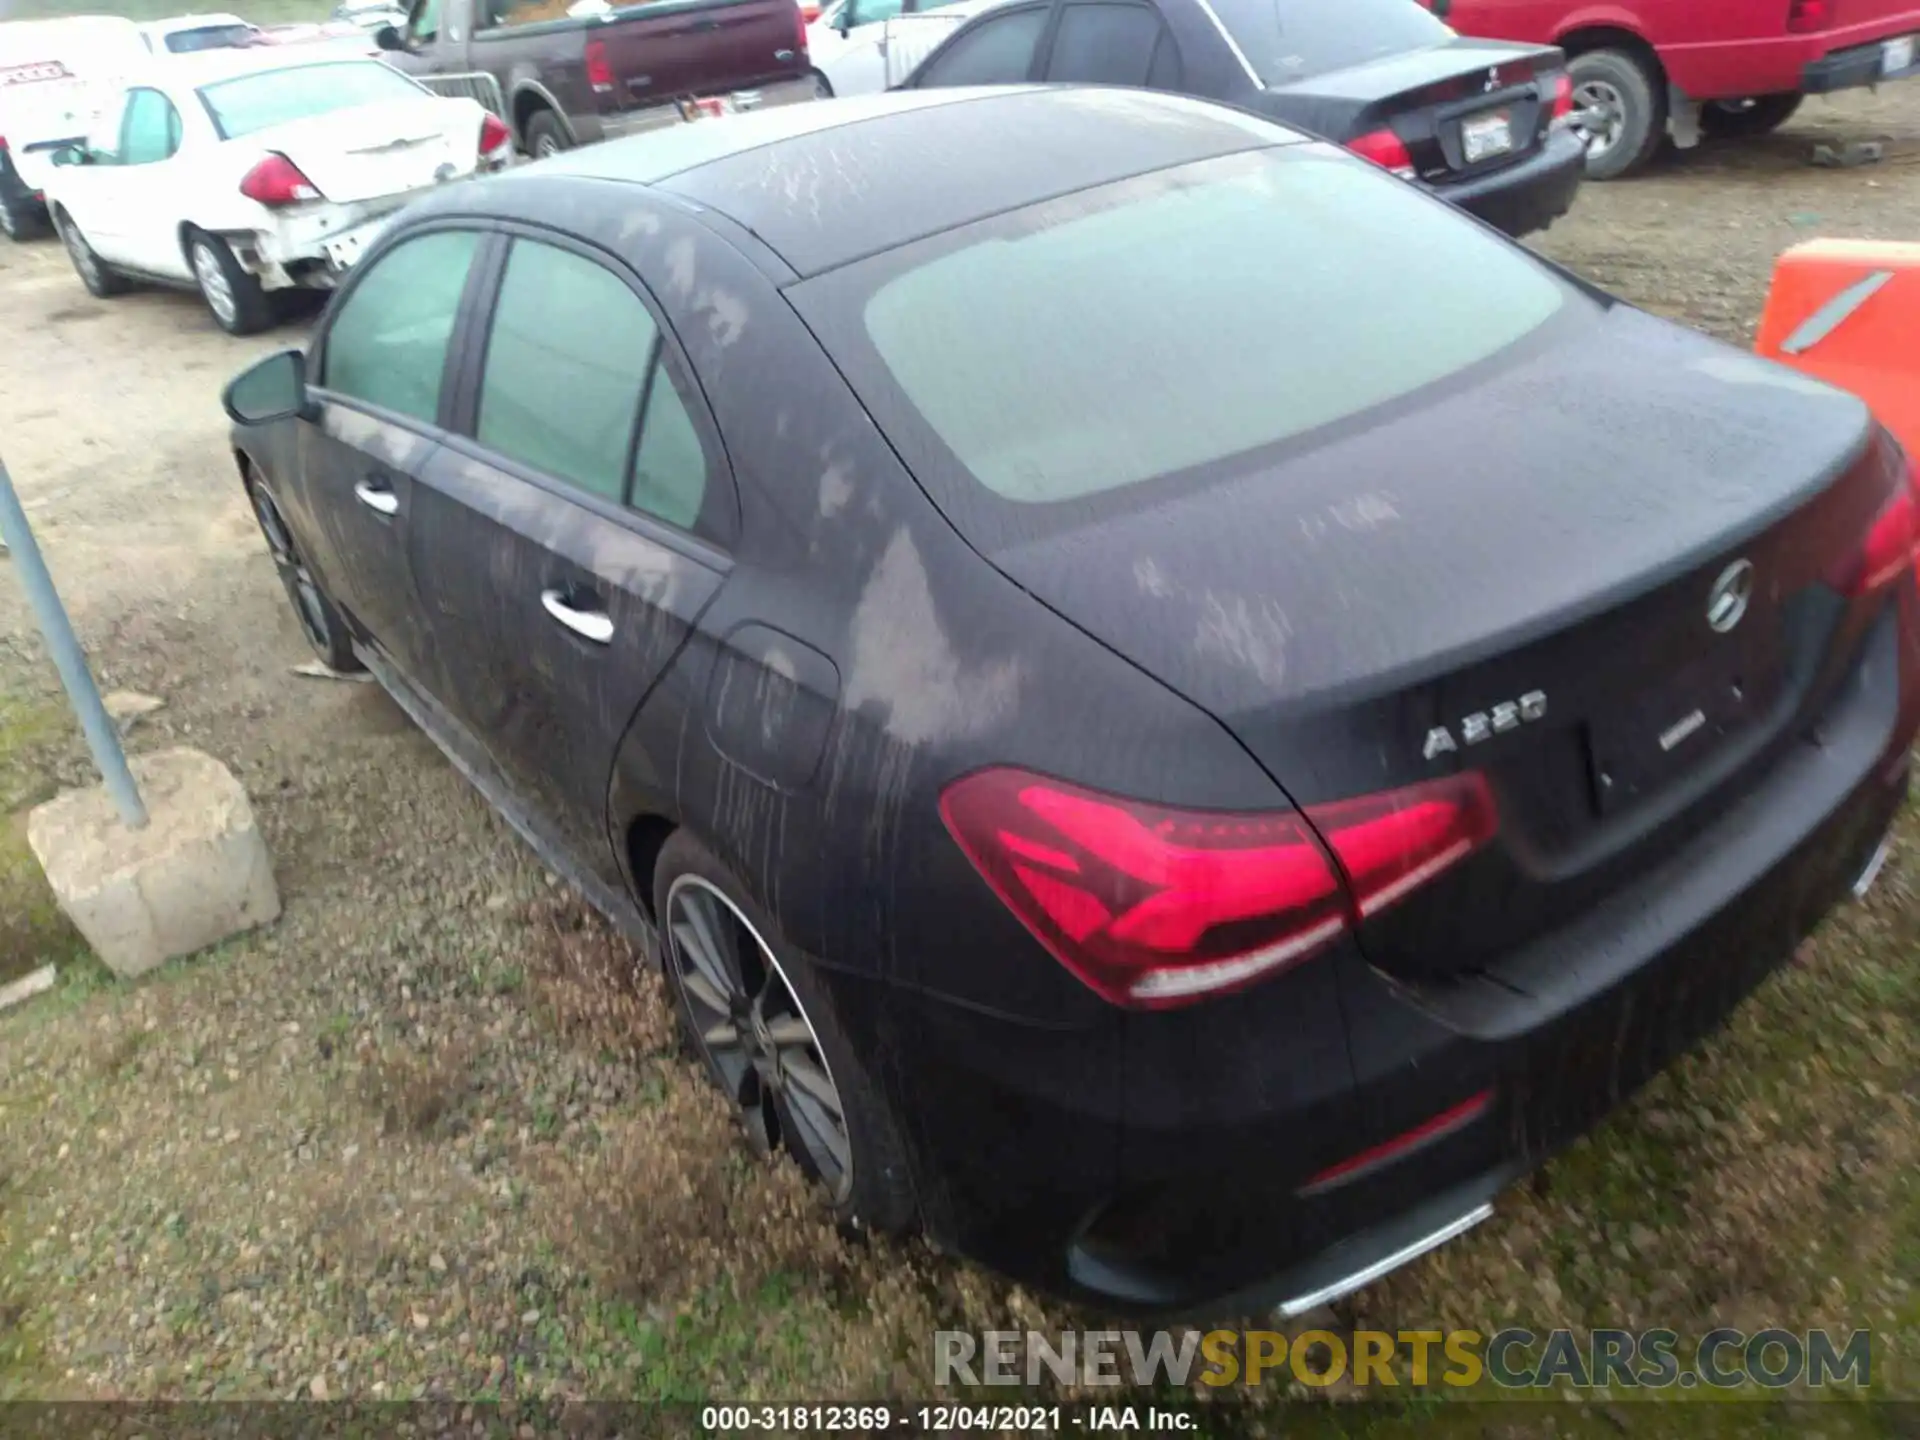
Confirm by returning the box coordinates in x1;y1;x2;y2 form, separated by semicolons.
50;143;87;168
834;2;856;31
373;22;405;49
224;349;313;426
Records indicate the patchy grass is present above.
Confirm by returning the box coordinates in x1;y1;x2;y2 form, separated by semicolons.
0;689;88;989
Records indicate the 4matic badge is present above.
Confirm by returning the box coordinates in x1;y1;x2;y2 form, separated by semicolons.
1424;691;1547;760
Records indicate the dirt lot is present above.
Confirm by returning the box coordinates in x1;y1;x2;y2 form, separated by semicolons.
4;93;1920;1425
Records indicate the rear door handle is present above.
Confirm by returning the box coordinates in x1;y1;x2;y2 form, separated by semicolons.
354;478;399;516
541;588;614;644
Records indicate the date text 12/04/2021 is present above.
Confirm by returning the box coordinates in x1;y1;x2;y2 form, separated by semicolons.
701;1405;1194;1431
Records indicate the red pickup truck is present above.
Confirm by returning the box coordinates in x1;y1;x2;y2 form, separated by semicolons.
1426;0;1920;177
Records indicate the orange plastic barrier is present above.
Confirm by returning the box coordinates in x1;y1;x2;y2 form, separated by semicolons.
1755;239;1920;458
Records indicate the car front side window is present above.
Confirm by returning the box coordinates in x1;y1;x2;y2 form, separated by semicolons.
320;229;482;425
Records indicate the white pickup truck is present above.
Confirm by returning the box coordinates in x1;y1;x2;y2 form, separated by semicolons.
0;16;147;241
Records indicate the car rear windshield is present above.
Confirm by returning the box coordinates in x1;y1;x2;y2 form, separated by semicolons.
198;61;419;138
804;147;1570;518
165;24;257;52
1207;0;1456;86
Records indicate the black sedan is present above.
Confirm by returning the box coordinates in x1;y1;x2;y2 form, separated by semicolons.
899;0;1586;239
224;86;1920;1320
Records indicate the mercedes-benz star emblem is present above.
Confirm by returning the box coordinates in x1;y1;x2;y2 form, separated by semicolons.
1707;559;1755;634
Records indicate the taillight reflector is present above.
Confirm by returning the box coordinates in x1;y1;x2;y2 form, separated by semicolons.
939;769;1498;1010
238;152;319;206
584;37;614;91
1788;0;1829;32
479;111;512;157
1301;1090;1494;1192
1829;444;1920;597
1347;127;1416;180
1550;72;1574;122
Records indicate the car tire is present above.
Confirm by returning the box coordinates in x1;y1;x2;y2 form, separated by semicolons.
651;828;918;1237
53;210;130;297
1568;48;1667;181
0;189;46;243
1700;92;1804;140
525;109;571;159
809;67;834;98
188;229;275;336
246;468;361;674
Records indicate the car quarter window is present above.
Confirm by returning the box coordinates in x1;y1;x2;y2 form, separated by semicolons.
118;88;183;164
321;229;481;424
915;5;1047;85
1045;3;1163;86
476;238;712;532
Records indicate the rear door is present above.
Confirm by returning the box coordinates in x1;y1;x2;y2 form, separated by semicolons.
405;227;732;886
107;85;189;275
296;224;484;681
1037;0;1182;89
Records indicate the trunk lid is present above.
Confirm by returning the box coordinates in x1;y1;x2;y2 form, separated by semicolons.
244;96;481;202
1265;37;1566;184
983;307;1896;982
590;0;807;116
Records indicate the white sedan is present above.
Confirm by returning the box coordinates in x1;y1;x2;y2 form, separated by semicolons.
808;0;979;96
41;49;511;334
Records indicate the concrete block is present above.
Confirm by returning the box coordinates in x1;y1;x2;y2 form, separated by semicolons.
26;747;280;979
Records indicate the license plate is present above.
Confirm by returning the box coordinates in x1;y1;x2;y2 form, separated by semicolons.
1884;35;1916;76
1461;109;1514;164
322;216;391;271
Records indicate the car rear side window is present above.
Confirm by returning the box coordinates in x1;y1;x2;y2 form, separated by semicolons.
198;61;423;139
476;238;712;530
1206;0;1456;86
1045;3;1164;87
117;88;182;164
322;229;480;425
818;147;1568;508
914;5;1047;85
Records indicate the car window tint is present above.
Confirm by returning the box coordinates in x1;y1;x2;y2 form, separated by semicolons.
915;6;1045;85
853;0;906;24
409;0;442;42
166;23;255;51
198;61;422;139
1206;0;1454;86
629;365;709;531
323;229;480;424
119;88;180;164
845;148;1567;504
1045;3;1161;86
477;239;658;504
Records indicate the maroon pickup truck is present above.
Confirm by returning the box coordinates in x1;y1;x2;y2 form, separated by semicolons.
377;0;818;156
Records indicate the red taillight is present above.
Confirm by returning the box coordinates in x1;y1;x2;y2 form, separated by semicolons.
1829;447;1920;597
479;111;512;157
1550;72;1574;121
584;37;614;91
1346;127;1416;180
1788;0;1829;31
939;769;1497;1010
238;152;319;206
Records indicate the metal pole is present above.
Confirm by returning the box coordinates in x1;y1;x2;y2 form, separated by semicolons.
0;456;148;829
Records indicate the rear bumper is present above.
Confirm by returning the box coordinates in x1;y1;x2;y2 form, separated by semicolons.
1433;125;1585;240
1803;31;1920;94
594;72;823;144
906;605;1917;1321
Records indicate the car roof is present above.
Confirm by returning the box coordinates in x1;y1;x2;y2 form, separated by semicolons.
140;45;391;87
522;86;1309;277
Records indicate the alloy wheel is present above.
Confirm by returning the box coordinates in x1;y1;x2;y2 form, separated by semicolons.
251;484;331;653
534;135;561;159
1572;79;1626;160
193;241;238;329
665;875;854;1203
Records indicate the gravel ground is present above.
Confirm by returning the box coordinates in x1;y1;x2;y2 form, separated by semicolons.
2;90;1920;1413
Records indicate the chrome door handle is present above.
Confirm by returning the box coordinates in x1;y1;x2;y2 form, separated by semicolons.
353;480;399;515
541;588;614;644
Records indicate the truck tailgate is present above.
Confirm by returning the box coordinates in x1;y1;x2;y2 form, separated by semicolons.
592;0;807;114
